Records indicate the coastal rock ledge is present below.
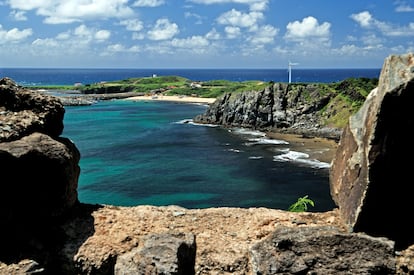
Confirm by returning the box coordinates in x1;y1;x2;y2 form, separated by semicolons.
1;53;414;274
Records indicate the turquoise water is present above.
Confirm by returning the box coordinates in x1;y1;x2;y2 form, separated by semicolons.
63;100;335;211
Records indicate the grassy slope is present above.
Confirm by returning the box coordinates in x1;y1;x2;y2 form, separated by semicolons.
28;75;378;129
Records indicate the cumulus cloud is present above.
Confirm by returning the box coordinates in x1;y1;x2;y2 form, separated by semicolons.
394;1;414;12
285;16;331;40
147;18;179;40
95;30;111;41
350;11;373;28
132;0;165;7
189;0;268;11
9;10;27;21
171;36;209;48
206;28;221;40
0;24;32;44
217;9;263;28
106;44;140;53
8;0;133;24
119;19;144;32
351;11;414;36
224;26;241;39
247;24;278;45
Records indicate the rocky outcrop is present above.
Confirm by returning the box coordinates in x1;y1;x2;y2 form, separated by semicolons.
251;226;396;274
194;82;345;140
330;53;414;250
0;78;80;267
0;77;65;142
114;232;196;275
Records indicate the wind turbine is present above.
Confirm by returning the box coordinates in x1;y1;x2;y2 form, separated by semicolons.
288;61;299;84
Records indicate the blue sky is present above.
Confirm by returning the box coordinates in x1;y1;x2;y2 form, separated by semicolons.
0;0;413;68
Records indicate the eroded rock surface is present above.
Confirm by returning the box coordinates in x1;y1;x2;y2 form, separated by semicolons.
330;53;414;250
250;226;396;274
0;77;65;142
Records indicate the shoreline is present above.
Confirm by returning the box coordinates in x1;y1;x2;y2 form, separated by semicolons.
124;94;217;104
266;131;338;164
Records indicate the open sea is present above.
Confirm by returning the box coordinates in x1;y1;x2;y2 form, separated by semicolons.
1;68;381;211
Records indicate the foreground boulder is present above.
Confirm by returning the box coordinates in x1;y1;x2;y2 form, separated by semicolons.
330;53;414;249
250;226;396;274
115;232;196;275
0;132;80;221
0;78;80;265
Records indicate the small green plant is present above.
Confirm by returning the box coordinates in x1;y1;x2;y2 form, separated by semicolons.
288;195;315;212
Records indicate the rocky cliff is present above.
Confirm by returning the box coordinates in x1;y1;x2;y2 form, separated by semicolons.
1;53;414;274
194;79;377;141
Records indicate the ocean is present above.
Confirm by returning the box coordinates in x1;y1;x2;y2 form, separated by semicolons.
0;68;380;86
1;68;381;211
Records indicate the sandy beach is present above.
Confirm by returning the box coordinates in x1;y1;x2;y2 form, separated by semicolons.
125;95;217;104
266;131;339;164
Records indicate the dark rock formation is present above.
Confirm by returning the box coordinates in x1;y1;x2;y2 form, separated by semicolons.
115;232;196;275
250;226;396;274
194;82;343;140
0;77;65;142
330;53;414;250
0;132;80;221
0;78;80;268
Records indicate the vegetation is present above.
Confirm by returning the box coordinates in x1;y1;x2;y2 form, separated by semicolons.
26;75;272;99
288;195;315;212
26;75;378;129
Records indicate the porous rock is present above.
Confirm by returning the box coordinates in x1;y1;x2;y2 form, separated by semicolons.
250;226;396;274
0;77;65;142
114;232;196;275
330;53;414;249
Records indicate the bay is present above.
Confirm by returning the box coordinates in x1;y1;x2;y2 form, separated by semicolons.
63;100;335;211
2;67;376;212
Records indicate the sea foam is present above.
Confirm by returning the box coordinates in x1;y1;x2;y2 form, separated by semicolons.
273;149;331;169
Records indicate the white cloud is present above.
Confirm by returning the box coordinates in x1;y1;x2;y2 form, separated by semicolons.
185;12;204;25
285;16;331;40
350;11;373;28
351;11;414;37
32;38;59;47
106;44;140;53
132;0;165;7
394;0;414;12
95;30;111;41
247;24;278;45
9;10;27;21
189;0;268;11
132;32;145;40
171;36;209;48
224;26;241;39
206;28;221;40
147;18;179;40
217;9;263;28
120;19;144;32
8;0;133;24
0;24;32;44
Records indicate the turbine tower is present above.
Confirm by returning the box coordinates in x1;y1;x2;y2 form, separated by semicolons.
288;61;299;84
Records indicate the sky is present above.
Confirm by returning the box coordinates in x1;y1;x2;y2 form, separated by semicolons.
0;0;413;68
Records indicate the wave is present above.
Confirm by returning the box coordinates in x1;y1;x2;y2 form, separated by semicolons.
245;137;289;146
174;119;219;127
273;149;331;169
229;128;266;137
249;156;264;160
228;148;243;153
